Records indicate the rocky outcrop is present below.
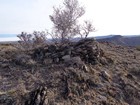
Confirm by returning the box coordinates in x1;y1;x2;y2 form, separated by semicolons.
32;38;106;66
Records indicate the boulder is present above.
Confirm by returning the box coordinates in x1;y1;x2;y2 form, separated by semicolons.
43;58;53;65
62;55;71;62
25;86;47;105
0;94;16;105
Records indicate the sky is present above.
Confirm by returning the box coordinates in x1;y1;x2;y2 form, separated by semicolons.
0;0;140;36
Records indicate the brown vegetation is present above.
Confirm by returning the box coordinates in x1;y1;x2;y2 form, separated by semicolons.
16;31;47;51
0;39;140;105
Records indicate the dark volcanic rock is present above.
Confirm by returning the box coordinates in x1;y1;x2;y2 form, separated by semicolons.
25;86;48;105
31;38;105;65
0;94;16;105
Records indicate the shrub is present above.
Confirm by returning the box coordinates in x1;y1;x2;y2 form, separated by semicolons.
16;31;47;50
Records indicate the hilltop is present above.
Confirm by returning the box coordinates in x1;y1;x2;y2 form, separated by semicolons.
0;38;140;105
97;35;140;46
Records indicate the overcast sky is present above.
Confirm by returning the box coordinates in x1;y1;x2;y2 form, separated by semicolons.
0;0;140;36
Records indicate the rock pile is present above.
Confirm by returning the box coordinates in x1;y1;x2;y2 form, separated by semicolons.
32;38;106;66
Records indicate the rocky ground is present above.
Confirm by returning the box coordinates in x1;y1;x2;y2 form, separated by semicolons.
0;38;140;105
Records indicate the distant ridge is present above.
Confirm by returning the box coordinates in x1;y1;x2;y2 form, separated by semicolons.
1;34;140;46
97;35;140;46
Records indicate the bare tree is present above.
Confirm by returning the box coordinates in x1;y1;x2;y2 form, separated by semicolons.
79;20;95;38
49;0;85;43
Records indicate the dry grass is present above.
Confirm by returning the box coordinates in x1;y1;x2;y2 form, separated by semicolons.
0;41;140;104
0;44;17;51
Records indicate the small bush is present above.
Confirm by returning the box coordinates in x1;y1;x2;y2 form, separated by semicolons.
16;31;48;50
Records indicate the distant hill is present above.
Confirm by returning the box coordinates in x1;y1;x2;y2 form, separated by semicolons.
97;35;140;46
1;34;140;47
